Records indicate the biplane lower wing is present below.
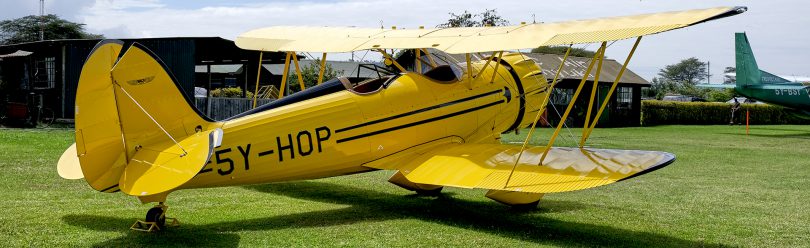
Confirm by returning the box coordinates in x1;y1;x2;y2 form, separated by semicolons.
365;143;674;193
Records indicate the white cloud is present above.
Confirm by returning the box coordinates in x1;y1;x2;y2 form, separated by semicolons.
69;0;810;81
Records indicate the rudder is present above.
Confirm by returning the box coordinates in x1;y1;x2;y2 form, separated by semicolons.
73;40;221;196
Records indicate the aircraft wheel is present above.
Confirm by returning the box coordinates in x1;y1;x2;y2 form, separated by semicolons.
415;187;443;196
145;206;166;230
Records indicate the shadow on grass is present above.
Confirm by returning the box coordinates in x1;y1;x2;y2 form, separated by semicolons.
61;215;241;248
64;181;729;247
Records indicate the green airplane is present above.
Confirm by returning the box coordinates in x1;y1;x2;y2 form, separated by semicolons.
700;33;810;116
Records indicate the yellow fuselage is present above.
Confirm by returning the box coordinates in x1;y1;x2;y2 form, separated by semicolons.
183;54;547;189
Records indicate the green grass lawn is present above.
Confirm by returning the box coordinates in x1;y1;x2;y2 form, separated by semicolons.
1;125;808;247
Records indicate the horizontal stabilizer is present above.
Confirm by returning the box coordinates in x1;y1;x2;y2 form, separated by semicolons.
759;70;792;84
120;128;222;196
368;143;674;193
57;143;84;180
745;84;808;90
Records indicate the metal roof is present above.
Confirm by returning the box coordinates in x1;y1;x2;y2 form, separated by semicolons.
523;53;649;85
442;51;648;85
0;50;32;59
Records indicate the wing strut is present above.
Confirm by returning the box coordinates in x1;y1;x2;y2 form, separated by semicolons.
317;53;327;84
252;50;264;108
378;49;406;72
465;53;473;89
539;43;606;165
475;51;498;79
415;49;422;74
579;36;642;146
489;51;504;83
291;51;306;91
504;45;572;188
581;42;608;138
278;52;292;98
420;49;437;68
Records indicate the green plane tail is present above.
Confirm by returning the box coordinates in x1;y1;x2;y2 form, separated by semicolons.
735;32;761;87
736;32;791;87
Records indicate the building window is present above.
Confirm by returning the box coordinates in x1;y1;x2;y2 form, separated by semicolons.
32;57;56;89
617;86;632;109
551;88;574;105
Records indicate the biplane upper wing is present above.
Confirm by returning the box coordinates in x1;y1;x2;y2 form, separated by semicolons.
363;142;674;193
236;6;746;53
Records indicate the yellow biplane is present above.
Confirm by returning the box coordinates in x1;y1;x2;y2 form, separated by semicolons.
57;6;746;231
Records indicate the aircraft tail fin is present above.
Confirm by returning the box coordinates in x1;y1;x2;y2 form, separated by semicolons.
735;33;793;86
66;40;221;197
735;32;761;87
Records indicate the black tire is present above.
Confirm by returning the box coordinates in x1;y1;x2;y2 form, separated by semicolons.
38;108;54;128
145;207;166;230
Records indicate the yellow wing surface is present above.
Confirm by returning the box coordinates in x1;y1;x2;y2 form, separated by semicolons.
236;6;746;53
365;143;674;193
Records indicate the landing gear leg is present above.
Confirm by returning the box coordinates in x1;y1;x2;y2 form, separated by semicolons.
131;202;180;232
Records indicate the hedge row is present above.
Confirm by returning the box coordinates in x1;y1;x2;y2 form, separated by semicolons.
641;100;810;126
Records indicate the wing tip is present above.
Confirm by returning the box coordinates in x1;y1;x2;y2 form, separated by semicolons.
617;152;676;182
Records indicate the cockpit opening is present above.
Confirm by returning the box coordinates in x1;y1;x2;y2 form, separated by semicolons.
338;76;398;95
423;65;461;82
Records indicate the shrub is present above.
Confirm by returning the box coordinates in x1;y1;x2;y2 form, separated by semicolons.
641;100;810;126
210;87;254;99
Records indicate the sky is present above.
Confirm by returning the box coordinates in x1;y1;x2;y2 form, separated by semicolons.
1;0;807;83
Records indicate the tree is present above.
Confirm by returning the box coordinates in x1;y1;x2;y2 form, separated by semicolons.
437;9;509;28
0;15;103;45
286;58;344;93
658;57;708;86
723;66;736;84
531;46;597;57
479;9;509;27
438;11;478;28
643;77;675;100
656;57;710;97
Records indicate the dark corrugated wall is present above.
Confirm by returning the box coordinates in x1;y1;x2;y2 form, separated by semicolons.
131;39;196;100
63;42;94;118
61;39;197;118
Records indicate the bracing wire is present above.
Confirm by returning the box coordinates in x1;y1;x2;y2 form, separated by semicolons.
114;83;188;156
